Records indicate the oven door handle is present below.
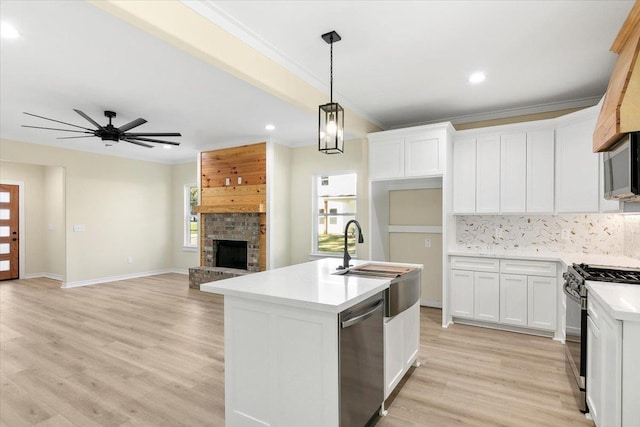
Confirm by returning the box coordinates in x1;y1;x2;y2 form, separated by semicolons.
563;285;582;305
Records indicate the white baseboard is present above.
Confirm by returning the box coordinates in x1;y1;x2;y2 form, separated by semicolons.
169;269;189;275
61;269;175;288
420;300;442;308
24;272;63;281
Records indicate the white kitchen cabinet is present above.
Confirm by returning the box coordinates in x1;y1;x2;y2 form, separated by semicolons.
452;138;477;213
474;272;500;322
555;115;599;213
527;276;557;330
384;302;420;399
405;135;440;177
369;138;404;180
500;133;527;213
369;124;452;181
450;256;558;335
526;129;555;212
587;294;622;427
450;269;474;318
500;274;528;326
476;136;500;213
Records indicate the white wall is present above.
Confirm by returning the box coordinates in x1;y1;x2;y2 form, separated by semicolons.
269;142;292;268
289;138;369;265
0;138;175;285
44;166;65;278
171;161;199;272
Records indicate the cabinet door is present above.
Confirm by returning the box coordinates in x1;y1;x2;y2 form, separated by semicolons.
403;302;420;366
500;133;527;213
586;315;602;426
405;135;440;177
500;274;528;326
384;316;404;399
452;139;477;213
555;120;599;213
526;129;555;213
369;138;404;180
451;269;474;318
600;312;622;427
527;276;556;330
476;136;501;213
474;272;500;322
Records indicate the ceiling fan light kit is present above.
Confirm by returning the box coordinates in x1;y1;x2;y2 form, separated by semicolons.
318;30;344;155
22;109;182;148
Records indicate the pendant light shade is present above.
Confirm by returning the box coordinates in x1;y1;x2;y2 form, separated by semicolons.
319;31;344;154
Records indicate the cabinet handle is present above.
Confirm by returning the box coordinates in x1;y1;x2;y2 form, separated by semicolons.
341;300;384;328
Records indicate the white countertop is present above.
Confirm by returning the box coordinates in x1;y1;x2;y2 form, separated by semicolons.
587;281;640;322
200;258;422;313
448;248;640;269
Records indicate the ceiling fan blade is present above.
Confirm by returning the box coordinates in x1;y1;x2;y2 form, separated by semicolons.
124;132;182;137
73;109;105;130
56;136;95;140
118;118;147;132
124;138;153;148
23;112;95;131
128;136;180;146
21;125;94;134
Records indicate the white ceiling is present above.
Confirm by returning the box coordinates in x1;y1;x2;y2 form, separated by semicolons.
0;0;634;164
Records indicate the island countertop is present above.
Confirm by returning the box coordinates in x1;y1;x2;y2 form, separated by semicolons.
200;258;422;313
586;281;640;322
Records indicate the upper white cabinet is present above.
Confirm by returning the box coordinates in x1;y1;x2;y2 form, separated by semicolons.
475;136;500;213
452;105;606;215
500;133;527;213
369;123;453;181
555;111;600;213
526;130;555;212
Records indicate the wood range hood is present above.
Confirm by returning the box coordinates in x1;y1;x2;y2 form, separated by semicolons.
593;1;640;152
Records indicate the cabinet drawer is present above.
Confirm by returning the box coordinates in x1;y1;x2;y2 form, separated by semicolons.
587;296;601;324
500;259;556;277
450;257;499;272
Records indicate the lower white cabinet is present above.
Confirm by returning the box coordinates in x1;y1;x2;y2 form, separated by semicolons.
500;274;528;326
587;294;622;427
384;302;420;399
450;256;557;333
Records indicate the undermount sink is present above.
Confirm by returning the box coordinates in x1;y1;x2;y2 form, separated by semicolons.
333;263;412;279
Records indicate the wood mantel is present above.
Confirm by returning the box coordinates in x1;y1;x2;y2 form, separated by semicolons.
194;203;266;214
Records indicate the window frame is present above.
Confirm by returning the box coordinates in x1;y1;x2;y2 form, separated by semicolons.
184;183;198;250
311;171;358;257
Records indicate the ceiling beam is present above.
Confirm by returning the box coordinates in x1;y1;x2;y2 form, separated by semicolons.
89;0;380;138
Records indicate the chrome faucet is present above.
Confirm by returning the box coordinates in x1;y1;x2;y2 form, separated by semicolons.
339;219;364;270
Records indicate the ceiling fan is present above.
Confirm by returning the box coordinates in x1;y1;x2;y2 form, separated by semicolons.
22;109;181;148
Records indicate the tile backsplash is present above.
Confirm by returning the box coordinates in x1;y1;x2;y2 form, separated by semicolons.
456;214;624;254
624;215;640;259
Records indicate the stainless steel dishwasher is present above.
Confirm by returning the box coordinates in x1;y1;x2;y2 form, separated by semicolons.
339;291;384;426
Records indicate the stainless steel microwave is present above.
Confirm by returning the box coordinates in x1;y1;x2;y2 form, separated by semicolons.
603;132;639;201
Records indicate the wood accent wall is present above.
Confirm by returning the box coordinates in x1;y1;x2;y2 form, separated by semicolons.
197;142;267;213
197;142;268;271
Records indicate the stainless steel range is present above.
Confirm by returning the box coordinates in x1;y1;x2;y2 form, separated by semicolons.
563;263;640;413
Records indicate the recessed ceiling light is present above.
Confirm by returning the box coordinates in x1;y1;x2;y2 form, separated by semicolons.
469;72;486;84
265;124;275;131
162;145;172;150
1;22;20;39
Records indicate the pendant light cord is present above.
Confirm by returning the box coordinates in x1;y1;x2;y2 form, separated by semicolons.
329;35;333;104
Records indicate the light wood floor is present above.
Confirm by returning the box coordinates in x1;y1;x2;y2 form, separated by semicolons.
0;274;593;426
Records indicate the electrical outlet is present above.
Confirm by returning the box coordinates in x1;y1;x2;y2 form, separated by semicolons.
561;229;570;240
225;177;230;186
238;177;242;184
495;228;503;238
424;239;431;248
127;256;133;264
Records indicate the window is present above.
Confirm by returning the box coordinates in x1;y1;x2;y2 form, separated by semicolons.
313;173;357;254
184;184;198;248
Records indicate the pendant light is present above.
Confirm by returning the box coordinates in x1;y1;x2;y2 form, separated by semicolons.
318;31;344;154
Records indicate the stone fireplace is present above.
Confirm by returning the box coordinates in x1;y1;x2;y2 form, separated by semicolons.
189;212;263;288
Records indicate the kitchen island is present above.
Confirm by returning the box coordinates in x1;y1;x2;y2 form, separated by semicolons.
200;258;422;427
